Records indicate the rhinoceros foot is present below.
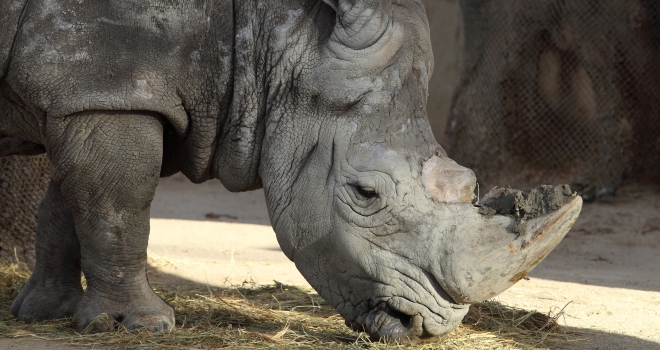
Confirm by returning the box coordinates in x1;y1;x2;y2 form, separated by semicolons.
72;284;175;333
11;277;83;322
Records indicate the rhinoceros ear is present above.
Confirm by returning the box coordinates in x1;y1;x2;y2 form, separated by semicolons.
322;0;392;50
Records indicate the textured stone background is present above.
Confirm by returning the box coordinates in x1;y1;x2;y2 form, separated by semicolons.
421;0;462;147
0;154;50;266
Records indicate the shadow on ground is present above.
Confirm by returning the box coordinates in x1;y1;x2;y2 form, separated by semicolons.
527;184;660;294
150;173;271;225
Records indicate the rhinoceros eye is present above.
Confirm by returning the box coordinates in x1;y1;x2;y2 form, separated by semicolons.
336;171;394;217
355;185;378;200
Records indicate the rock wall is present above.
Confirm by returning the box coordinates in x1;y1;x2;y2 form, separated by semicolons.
0;154;50;266
421;0;462;147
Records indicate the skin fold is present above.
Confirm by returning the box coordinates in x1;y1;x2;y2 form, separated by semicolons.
0;0;581;342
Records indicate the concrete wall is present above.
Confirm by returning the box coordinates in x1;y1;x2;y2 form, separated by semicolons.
421;0;462;147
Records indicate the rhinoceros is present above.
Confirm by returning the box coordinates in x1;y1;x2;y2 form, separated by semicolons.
0;0;582;342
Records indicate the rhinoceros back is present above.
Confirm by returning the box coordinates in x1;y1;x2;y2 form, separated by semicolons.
4;0;234;181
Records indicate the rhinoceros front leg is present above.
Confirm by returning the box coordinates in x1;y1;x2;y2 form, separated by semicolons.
44;111;173;332
11;181;84;322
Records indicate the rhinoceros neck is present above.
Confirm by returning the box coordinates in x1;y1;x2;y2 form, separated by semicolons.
211;0;319;192
211;1;267;191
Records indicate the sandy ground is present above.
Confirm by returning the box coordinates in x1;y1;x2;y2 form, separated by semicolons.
2;174;659;349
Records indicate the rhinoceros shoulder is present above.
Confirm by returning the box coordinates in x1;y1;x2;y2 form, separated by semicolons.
0;0;28;76
4;0;235;181
6;0;233;130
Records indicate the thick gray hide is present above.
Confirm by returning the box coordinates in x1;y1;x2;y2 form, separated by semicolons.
0;0;581;342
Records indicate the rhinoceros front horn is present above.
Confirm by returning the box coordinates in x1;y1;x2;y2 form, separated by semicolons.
419;157;582;306
437;186;583;305
322;0;392;50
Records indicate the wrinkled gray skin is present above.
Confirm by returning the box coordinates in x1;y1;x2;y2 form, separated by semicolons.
0;0;581;342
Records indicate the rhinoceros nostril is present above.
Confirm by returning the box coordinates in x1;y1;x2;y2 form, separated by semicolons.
364;303;413;342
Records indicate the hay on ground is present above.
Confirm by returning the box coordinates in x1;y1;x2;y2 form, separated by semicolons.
0;263;581;349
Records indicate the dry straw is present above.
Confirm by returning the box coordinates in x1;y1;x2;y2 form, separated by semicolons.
0;262;581;349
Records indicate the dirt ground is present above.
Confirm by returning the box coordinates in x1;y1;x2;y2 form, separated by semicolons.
148;175;660;350
1;174;659;349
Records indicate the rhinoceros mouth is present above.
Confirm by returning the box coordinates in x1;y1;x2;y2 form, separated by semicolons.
346;270;468;343
360;302;417;342
350;296;466;344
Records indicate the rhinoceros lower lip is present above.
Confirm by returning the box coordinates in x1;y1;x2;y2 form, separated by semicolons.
362;302;417;342
357;291;466;343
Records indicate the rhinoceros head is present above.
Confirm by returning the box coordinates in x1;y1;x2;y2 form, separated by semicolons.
258;0;582;342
